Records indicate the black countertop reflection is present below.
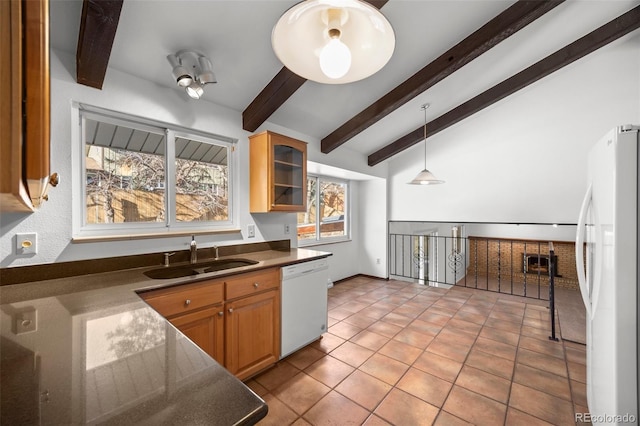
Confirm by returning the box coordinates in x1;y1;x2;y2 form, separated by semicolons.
0;248;331;425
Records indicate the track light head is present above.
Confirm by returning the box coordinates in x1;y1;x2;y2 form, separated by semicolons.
186;82;204;99
167;51;216;99
167;54;193;87
197;56;217;85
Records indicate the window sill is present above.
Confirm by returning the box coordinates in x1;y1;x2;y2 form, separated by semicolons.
298;238;352;248
72;228;241;243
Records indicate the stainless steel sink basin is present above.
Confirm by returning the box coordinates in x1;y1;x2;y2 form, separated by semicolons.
144;265;199;279
144;258;259;279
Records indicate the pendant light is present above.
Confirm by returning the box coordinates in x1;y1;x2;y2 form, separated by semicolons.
408;104;444;185
271;0;395;84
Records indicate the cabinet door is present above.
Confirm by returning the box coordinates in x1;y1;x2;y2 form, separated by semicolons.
225;289;280;380
1;0;51;211
270;136;306;212
249;131;307;213
170;306;224;365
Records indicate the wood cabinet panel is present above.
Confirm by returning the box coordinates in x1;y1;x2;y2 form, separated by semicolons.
224;268;279;300
249;131;307;213
140;281;224;319
1;0;52;211
169;306;224;364
225;289;280;380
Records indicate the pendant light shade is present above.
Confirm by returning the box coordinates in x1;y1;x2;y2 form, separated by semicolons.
271;0;395;84
408;104;444;185
409;169;444;185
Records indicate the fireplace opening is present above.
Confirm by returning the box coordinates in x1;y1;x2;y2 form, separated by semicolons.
522;253;560;277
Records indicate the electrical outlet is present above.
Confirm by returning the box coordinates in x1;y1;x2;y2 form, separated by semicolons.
247;224;255;238
284;224;290;234
13;308;37;335
16;233;37;255
376;258;381;265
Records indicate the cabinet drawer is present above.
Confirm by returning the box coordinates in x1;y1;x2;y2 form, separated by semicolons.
225;268;280;300
141;280;223;318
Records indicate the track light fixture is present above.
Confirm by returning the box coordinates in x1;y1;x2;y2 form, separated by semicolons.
167;51;217;99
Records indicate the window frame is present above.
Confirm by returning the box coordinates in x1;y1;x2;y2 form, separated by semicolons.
298;174;350;247
72;104;238;240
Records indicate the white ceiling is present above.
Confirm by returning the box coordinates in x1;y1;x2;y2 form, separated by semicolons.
49;0;639;161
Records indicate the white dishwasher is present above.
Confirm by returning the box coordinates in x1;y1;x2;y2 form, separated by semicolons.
280;258;329;358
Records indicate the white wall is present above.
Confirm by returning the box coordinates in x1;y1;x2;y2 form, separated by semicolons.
0;49;378;273
386;32;640;224
358;178;387;278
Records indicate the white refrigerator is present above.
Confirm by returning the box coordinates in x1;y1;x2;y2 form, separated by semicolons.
576;125;639;424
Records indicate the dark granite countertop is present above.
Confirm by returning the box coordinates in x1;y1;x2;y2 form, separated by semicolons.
0;247;331;425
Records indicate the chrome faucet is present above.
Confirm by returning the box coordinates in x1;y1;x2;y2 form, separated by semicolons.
213;245;219;260
190;235;197;264
164;252;175;267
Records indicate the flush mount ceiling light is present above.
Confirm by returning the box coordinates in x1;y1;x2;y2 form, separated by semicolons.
167;51;217;99
271;0;395;84
408;104;444;185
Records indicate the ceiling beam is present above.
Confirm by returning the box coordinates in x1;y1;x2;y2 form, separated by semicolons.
368;5;640;166
321;0;565;154
242;0;389;132
76;0;123;89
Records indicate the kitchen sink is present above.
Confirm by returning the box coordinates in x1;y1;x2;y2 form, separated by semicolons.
144;258;259;279
202;259;259;273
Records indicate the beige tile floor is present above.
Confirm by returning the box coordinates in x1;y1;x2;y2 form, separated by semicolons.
247;276;588;425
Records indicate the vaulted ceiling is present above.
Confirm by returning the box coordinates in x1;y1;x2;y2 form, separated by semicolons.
51;0;640;167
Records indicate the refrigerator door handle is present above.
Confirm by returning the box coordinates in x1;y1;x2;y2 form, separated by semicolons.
576;182;592;318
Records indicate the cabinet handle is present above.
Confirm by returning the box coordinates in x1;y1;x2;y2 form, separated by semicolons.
49;173;60;187
185;299;191;306
228;308;234;313
218;311;224;317
253;282;259;289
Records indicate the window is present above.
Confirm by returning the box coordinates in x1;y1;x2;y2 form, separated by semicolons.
297;175;349;245
76;107;236;238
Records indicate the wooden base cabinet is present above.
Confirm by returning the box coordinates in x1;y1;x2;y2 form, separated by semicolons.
169;306;224;365
140;280;225;365
140;268;281;380
225;289;280;380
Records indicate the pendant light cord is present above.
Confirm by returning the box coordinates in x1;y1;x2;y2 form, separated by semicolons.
422;103;429;169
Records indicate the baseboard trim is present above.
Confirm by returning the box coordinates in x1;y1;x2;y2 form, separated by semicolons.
333;274;388;285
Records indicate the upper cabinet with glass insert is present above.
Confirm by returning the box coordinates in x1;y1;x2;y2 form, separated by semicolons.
249;131;307;213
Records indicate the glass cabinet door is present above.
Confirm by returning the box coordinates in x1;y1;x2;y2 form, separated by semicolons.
249;131;307;213
272;143;305;209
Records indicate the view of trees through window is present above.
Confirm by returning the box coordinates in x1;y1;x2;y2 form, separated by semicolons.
298;176;347;242
84;116;229;226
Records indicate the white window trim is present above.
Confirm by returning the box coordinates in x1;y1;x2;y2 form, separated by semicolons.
298;174;351;247
71;103;239;241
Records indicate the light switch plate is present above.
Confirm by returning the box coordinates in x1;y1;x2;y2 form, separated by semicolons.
16;233;37;255
247;224;255;238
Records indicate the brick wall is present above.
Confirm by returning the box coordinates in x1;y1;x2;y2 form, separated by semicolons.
466;237;579;290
